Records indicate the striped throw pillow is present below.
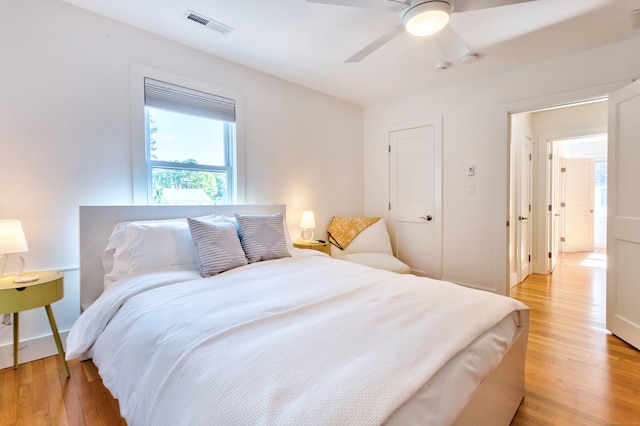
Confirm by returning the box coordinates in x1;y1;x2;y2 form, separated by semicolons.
235;213;291;263
187;217;248;276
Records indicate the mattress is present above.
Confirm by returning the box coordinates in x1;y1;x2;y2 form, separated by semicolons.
66;250;527;425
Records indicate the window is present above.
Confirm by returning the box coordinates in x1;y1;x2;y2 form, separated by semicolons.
144;78;235;205
594;161;607;217
131;65;244;205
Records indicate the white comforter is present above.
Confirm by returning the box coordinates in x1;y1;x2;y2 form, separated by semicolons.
66;251;527;426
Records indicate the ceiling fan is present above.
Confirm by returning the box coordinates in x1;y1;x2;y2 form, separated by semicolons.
307;0;536;63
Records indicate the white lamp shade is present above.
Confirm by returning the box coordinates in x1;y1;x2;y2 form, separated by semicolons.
402;1;451;37
0;220;29;254
299;211;316;229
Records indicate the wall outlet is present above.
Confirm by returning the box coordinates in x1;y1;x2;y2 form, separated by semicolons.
467;183;476;194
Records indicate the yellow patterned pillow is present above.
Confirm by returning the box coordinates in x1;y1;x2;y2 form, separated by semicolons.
327;217;380;250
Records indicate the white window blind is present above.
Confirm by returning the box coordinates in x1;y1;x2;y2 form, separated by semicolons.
144;78;235;122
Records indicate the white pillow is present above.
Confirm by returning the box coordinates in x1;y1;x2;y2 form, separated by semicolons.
103;213;225;287
330;218;393;257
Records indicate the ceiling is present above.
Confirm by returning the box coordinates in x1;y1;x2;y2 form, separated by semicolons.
61;0;640;105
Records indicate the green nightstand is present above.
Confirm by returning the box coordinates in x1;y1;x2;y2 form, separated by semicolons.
0;271;69;378
293;240;331;255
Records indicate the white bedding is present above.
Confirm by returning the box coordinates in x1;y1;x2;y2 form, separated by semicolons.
66;250;528;426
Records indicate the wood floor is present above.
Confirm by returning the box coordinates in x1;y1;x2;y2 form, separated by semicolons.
0;251;638;425
511;251;640;425
0;355;124;425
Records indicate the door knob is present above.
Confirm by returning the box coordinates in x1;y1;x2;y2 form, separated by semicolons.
419;215;433;221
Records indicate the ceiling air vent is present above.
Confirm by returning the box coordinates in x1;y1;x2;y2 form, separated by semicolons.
183;10;233;34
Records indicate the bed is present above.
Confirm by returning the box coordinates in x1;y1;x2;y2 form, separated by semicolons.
68;205;529;426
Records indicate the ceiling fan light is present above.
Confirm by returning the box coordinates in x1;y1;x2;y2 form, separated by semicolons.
402;1;451;37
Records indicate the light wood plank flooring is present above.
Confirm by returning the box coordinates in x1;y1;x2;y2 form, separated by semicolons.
0;354;124;425
1;251;638;425
511;251;640;425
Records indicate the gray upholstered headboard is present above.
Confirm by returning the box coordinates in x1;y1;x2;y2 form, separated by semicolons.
79;204;286;310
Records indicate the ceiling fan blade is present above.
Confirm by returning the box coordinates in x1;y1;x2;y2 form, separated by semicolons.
306;0;407;12
432;25;470;61
345;25;404;63
453;0;536;13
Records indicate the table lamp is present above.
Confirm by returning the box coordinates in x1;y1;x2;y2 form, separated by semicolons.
299;211;316;241
0;220;38;283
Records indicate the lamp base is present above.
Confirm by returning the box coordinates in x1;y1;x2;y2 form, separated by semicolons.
300;228;315;241
1;254;26;279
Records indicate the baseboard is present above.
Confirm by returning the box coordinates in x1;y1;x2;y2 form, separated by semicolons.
0;330;69;370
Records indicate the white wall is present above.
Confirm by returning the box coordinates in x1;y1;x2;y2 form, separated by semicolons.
0;0;363;368
364;37;640;294
533;102;608;135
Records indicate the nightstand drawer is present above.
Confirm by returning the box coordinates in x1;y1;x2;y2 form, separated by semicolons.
0;274;64;314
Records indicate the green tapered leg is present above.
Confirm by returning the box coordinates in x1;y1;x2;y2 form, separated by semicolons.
44;305;70;378
13;312;19;369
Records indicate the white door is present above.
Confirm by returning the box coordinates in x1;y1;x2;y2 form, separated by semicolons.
548;145;564;272
517;135;532;282
564;158;595;252
607;79;640;350
388;118;442;278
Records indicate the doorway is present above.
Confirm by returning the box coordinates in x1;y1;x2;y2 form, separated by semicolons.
551;135;608;255
509;100;608;285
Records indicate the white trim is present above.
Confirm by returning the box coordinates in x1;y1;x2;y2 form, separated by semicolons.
130;63;245;205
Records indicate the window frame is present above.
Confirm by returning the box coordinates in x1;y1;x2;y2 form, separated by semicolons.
131;64;245;205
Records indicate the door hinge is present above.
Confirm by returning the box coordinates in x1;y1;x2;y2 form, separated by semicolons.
388;202;391;210
561;167;566;173
548;204;552;212
528;255;531;262
549;153;553;160
506;220;510;227
548;252;552;259
388;145;391;153
560;237;565;242
529;153;532;161
529;204;532;212
561;202;566;208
